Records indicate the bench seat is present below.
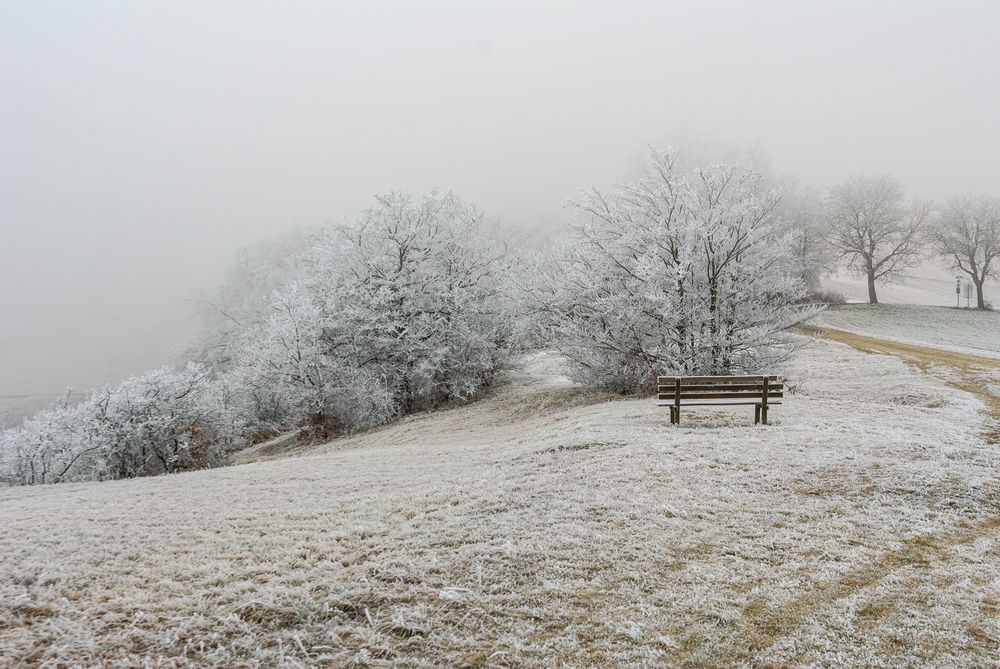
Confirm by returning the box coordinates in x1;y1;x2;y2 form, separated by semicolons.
656;401;783;407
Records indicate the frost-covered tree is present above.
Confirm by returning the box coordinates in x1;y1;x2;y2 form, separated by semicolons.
214;191;519;433
233;284;395;434
195;228;316;367
825;175;929;304
307;191;517;412
930;196;1000;309
535;148;813;392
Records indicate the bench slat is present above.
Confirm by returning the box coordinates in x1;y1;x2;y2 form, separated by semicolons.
657;375;780;384
657;384;783;393
657;401;783;407
658;392;784;401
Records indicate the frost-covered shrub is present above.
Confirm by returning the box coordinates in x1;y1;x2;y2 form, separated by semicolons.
1;190;519;486
232;284;395;434
803;289;846;305
536;147;816;392
0;364;241;486
222;191;516;435
0;400;103;486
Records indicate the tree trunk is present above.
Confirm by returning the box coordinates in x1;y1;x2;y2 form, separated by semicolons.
867;271;879;305
975;278;986;309
708;276;720;373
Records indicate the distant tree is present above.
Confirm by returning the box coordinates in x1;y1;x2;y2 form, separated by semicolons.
194;227;316;368
774;181;834;294
825;175;929;304
929;196;1000;309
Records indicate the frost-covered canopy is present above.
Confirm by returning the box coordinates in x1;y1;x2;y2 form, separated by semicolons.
535;148;814;391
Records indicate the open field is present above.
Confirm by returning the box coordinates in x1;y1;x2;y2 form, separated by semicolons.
821;265;1000;308
2;336;999;667
811;304;1000;359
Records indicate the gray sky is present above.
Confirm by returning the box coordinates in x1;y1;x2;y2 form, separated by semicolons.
2;0;999;394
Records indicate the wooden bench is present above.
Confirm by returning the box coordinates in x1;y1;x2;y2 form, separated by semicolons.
657;375;784;425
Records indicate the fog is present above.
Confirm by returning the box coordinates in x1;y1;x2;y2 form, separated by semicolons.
2;0;999;396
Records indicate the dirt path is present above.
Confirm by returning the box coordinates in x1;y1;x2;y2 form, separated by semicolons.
803;324;1000;444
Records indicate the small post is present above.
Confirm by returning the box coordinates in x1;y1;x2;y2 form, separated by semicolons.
674;377;681;425
760;374;769;425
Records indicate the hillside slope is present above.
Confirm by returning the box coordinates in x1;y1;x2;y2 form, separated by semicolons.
1;341;998;667
811;304;1000;359
822;263;1000;307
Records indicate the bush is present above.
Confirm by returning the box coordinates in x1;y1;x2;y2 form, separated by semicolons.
802;289;846;305
0;364;241;486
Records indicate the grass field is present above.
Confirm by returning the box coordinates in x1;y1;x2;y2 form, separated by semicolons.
811;304;1000;359
2;336;998;667
821;264;1000;308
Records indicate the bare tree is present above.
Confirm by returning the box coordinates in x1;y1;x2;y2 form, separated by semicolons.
930;196;1000;309
825;175;929;304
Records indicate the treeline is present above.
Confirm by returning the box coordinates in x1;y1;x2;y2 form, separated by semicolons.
3;145;996;485
2;192;520;484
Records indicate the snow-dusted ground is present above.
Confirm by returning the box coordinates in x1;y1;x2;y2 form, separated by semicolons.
2;341;999;667
822;263;1000;307
811;304;1000;358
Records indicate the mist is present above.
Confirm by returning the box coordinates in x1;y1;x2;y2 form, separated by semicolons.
3;0;1000;397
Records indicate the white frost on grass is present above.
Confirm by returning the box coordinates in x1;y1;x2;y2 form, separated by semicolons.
1;339;998;667
811;303;1000;358
822;266;1000;308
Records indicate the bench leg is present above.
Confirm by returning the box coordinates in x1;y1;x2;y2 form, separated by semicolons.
669;406;678;424
761;405;768;425
754;405;761;425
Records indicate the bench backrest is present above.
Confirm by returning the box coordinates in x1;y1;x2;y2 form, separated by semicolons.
656;375;784;403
